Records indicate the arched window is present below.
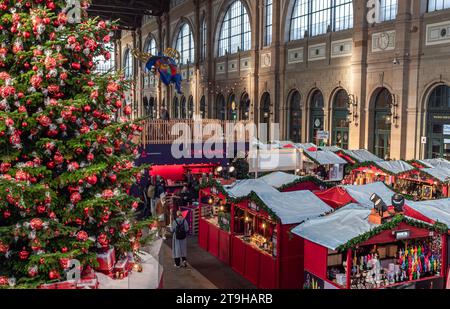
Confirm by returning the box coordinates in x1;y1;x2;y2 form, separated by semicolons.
218;1;251;57
290;0;353;41
216;94;226;120
260;93;271;141
188;96;194;119
426;85;450;159
228;93;237;120
309;90;324;145
201;17;207;61
200;96;206;118
372;88;392;160
379;0;398;22
428;0;450;12
180;96;187;119
176;23;195;65
173;97;180;119
146;37;157;55
123;49;134;80
289;91;302;143
332;89;350;149
264;0;273;46
240;93;250;121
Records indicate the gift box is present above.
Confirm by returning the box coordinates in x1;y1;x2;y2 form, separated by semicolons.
96;247;116;274
56;281;77;289
113;258;130;279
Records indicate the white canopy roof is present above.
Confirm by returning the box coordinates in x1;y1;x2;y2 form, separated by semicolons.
422;168;450;182
294;143;317;151
304;150;348;165
343;182;396;209
375;160;415;175
258;171;301;188
342;149;383;163
223;179;278;198
320;146;342;152
406;199;450;227
291;204;375;250
255;190;333;225
419;158;450;169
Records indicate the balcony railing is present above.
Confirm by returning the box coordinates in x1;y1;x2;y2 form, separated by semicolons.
141;119;253;145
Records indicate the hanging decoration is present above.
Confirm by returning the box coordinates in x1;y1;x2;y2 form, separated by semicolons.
133;48;183;94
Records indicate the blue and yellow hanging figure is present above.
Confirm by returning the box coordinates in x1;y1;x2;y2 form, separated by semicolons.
133;48;183;94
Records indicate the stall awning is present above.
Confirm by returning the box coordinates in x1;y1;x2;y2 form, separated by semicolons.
343;182;396;209
320;146;342;153
303;150;348;165
255;190;333;225
223;179;278;199
419;158;450;170
291;204;375;250
375;160;415;175
258;172;301;189
421;168;450;183
342;149;384;163
294;143;318;151
405;199;450;227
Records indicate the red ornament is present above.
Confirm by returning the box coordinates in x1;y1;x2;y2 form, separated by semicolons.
59;258;70;269
76;230;88;242
131;201;139;209
121;222;131;234
71;62;81;70
19;248;30;260
97;233;109;248
87;153;94;161
3;210;11;219
30;218;44;230
109;174;117;183
48;270;60;280
70;192;82;205
0;241;9;253
102;189;114;199
31;238;41;251
124;105;132;115
86;175;97;185
28;266;38;278
0;276;8;286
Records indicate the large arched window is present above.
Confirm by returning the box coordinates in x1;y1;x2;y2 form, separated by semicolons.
173;97;180;119
218;1;251;57
372;88;392;160
123;49;134;80
379;0;398;22
180;96;187;119
201;17;207;61
188;96;194;119
332;89;350;149
216;94;226;120
145;37;157;55
288;91;302;143
200;95;206;118
290;0;353;41
428;0;450;12
309;90;324;145
239;93;250;121
426;85;450;160
176;23;195;65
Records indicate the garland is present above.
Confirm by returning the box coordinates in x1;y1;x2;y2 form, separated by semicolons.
336;215;448;252
279;176;335;191
246;191;280;222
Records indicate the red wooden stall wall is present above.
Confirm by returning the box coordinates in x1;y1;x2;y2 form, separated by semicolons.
218;229;231;264
304;239;328;279
199;218;209;251
231;237;246;276
208;223;220;258
361;222;433;247
278;224;305;289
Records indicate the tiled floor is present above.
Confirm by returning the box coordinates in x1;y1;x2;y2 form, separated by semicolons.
162;236;255;289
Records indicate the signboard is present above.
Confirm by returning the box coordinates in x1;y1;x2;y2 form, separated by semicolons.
444;124;450;136
394;230;411;240
316;131;330;140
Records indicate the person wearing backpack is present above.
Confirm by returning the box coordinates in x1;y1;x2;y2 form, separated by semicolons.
171;211;189;268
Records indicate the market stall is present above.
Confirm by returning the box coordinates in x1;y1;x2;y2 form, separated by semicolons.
335;149;383;165
231;190;333;289
344;160;415;187
300;148;348;182
198;179;277;264
258;171;329;192
292;205;448;289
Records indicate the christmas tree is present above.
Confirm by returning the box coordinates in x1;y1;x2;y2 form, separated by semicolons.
0;0;153;288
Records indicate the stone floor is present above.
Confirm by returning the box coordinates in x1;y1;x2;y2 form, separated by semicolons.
162;235;256;289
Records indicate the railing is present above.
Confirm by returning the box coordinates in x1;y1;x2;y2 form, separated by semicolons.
141;119;253;145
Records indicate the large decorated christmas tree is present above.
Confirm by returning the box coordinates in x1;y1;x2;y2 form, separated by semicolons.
0;0;152;288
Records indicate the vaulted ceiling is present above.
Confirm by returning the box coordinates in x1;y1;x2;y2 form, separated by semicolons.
88;0;170;29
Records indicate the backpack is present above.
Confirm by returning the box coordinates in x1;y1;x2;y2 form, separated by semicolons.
175;219;187;240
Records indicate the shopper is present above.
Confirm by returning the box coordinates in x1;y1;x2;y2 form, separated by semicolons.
179;185;192;206
155;194;167;239
172;211;189;268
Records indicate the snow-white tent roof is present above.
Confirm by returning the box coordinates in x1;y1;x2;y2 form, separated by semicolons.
342;149;384;163
223;179;278;198
304;150;348;165
255;190;333;225
291;204;374;250
375;160;415;175
422;168;450;183
343;182;396;209
258;171;301;188
419;158;450;170
406;199;450;227
320;146;342;153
